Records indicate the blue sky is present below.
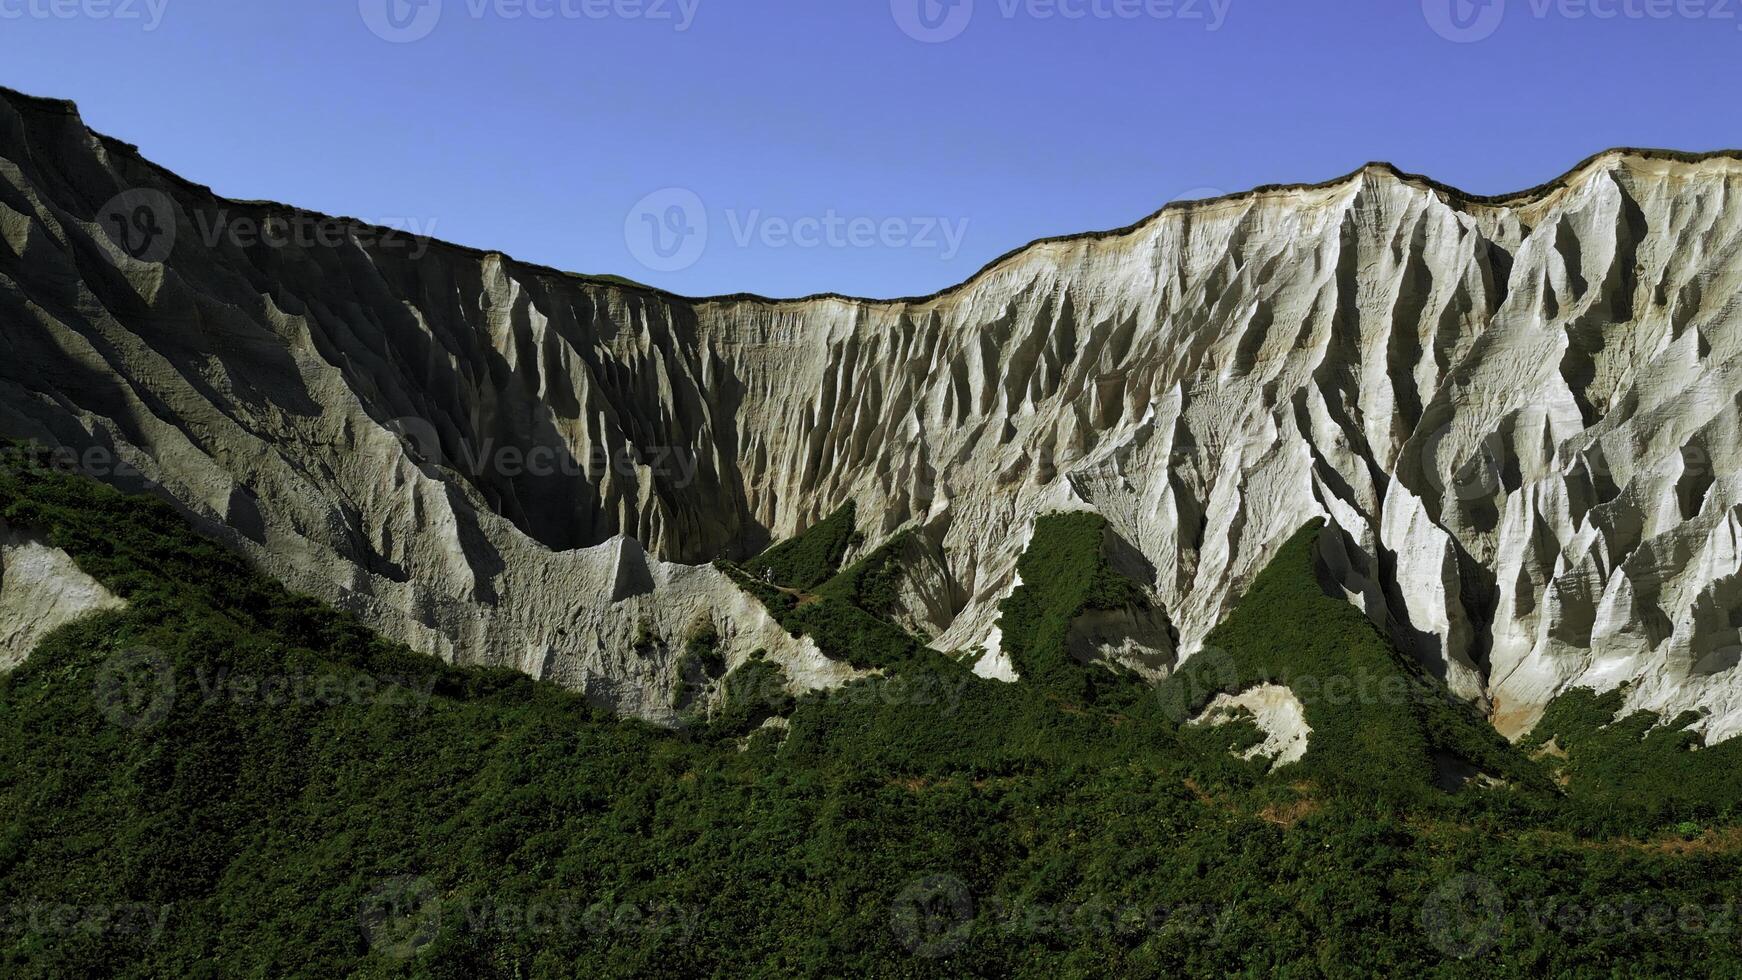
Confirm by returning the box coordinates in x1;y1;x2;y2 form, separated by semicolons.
0;0;1736;298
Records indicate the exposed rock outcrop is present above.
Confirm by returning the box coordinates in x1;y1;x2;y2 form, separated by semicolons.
1066;604;1175;681
0;520;124;668
3;86;1742;737
882;516;964;640
1190;684;1312;771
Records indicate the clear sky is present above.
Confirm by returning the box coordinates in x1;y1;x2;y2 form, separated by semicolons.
0;0;1735;298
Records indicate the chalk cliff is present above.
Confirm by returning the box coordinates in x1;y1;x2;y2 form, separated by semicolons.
3;87;1741;737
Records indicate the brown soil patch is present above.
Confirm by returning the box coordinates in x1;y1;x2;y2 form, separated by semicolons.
1590;826;1742;857
1257;799;1321;828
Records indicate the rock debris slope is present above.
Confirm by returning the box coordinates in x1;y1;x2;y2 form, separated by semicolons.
3;87;1742;737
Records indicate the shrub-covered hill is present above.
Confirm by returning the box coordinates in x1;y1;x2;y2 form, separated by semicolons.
1157;521;1552;804
3;445;1742;978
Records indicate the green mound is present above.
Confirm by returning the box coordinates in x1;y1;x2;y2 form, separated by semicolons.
992;511;1148;701
813;528;915;621
742;502;860;591
1159;520;1547;803
722;505;930;672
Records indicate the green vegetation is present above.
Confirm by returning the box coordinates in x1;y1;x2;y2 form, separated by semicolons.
721;505;928;672
993;511;1147;701
704;658;793;739
670;617;726;710
668;618;723;710
813;529;914;620
2;445;1742;977
683;615;722;673
712;559;794;614
1523;686;1742;835
780;599;925;671
631;616;658;653
742;502;860;591
1160;520;1547;806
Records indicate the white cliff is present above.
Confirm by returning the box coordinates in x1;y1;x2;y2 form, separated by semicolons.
3;87;1742;737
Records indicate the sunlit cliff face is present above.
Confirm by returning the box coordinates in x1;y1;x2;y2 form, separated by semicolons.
5;88;1742;736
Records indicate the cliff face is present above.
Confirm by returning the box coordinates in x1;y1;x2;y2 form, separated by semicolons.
4;88;1742;737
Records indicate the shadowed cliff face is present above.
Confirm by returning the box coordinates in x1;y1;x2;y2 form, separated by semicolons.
3;87;1742;737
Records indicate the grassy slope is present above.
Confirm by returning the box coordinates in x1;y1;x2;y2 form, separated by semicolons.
1523;687;1742;835
993;511;1147;701
741;503;860;592
2;449;1740;976
813;529;915;623
722;505;930;672
1160;520;1549;805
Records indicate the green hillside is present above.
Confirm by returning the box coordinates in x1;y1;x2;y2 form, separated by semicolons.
2;445;1741;977
1158;521;1550;804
